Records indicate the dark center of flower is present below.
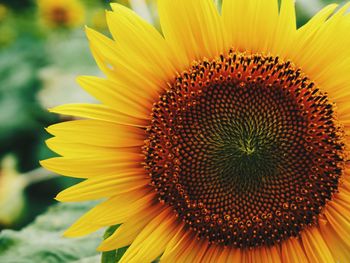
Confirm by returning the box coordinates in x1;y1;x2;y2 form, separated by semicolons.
51;7;69;25
143;51;345;248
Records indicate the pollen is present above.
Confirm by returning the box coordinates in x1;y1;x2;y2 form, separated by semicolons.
143;51;345;248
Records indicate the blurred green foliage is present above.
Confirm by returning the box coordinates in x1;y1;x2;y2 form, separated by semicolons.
0;0;34;10
0;201;102;262
0;39;55;171
0;0;101;231
295;0;346;27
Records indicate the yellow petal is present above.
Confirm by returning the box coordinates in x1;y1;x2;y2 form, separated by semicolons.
289;3;350;109
320;205;350;262
85;27;163;99
41;154;143;178
46;120;145;147
249;245;282;263
119;208;180;263
55;173;149;201
177;238;209;263
98;202;165;251
64;189;153;237
202;245;222;263
217;247;241;262
161;226;189;261
328;198;350;223
270;0;297;57
77;76;152;118
291;3;338;65
281;237;308;263
162;231;208;263
50;104;147;127
297;4;338;37
331;189;350;212
107;4;176;82
320;196;350;262
158;0;225;68
325;201;350;246
222;0;279;53
301;227;335;263
45;137;140;158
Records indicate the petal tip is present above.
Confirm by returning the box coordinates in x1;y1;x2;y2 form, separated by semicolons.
97;243;112;252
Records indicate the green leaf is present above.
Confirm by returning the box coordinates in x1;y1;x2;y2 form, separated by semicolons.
101;226;118;263
0;202;102;263
101;226;128;263
115;247;128;262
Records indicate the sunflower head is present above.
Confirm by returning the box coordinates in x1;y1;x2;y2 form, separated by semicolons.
42;0;350;262
37;0;85;29
144;50;346;248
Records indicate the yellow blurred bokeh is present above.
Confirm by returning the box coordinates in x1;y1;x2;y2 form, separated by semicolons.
37;0;85;29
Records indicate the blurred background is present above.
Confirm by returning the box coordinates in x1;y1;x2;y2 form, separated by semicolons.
0;0;162;232
0;0;346;260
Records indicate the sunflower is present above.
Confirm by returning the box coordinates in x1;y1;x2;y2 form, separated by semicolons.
41;0;350;262
37;0;85;29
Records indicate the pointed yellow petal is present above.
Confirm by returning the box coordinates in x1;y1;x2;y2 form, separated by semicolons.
50;104;147;127
41;154;142;178
77;76;151;118
98;202;164;251
289;3;350;111
64;189;153;237
297;4;338;36
158;0;225;68
301;227;335;263
63;223;101;238
45;137;140;158
46;120;145;147
119;208;180;263
85;27;162;99
107;4;176;81
56;173;148;201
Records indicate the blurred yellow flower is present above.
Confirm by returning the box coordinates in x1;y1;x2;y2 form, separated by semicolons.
0;155;25;227
37;0;85;29
0;4;8;23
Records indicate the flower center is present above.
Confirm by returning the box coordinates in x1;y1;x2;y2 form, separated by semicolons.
143;51;345;248
50;7;69;25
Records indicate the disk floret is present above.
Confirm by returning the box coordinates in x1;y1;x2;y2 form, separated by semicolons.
143;51;345;248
